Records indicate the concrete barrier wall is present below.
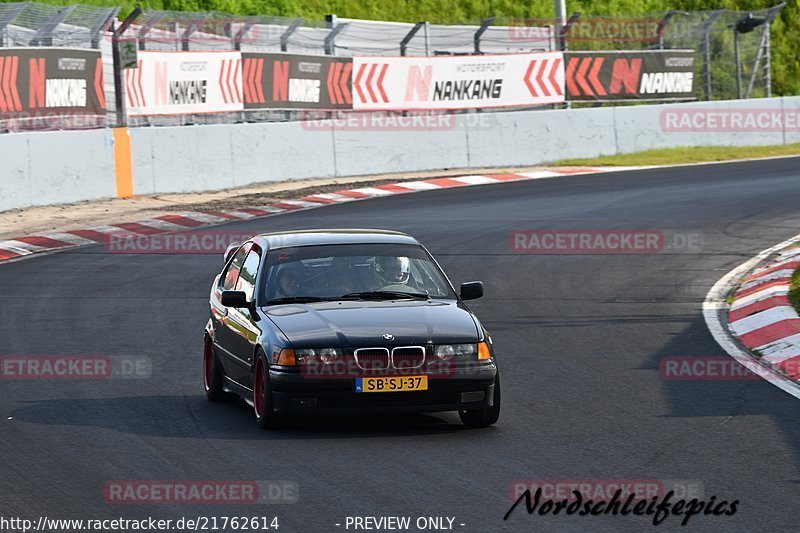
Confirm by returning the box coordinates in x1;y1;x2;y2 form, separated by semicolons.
1;96;799;212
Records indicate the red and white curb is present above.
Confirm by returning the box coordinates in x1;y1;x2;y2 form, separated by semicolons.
0;167;636;264
704;234;800;399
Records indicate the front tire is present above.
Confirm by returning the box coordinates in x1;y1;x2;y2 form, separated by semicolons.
459;372;501;427
204;337;226;402
253;354;281;429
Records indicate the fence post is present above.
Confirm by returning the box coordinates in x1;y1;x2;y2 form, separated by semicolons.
280;18;303;52
474;16;494;54
112;7;142;127
400;22;424;56
700;10;725;101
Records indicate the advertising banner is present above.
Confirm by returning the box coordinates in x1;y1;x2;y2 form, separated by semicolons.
241;53;353;110
125;51;243;116
352;52;565;111
0;47;105;119
564;50;697;102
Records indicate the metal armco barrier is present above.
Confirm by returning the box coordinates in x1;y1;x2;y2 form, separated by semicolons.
0;48;105;126
565;50;697;102
241;53;353;110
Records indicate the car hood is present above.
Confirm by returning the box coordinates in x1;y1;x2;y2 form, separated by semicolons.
263;300;479;346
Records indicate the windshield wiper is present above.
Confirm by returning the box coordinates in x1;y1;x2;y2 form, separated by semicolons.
266;296;334;305
340;291;430;300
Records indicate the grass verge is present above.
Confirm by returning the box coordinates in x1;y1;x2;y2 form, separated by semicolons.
553;143;800;167
789;267;800;316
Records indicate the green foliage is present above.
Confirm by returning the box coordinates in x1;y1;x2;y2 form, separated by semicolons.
3;0;797;94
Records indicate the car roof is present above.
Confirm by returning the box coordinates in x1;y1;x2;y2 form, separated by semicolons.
253;229;421;250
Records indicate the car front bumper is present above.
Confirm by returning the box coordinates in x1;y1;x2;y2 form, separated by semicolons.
269;363;497;414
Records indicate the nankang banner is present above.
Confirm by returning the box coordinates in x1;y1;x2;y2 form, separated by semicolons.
0;47;105;118
241;53;353;110
125;51;243;116
352;52;565;111
564;50;697;102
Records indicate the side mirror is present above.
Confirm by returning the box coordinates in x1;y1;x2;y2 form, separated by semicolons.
224;242;241;264
460;281;484;300
221;290;248;308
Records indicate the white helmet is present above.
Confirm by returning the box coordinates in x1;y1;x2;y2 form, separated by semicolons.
376;256;411;285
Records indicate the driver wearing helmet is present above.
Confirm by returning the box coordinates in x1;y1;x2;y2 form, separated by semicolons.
375;256;412;290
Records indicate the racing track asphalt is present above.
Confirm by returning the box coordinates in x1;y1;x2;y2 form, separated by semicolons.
2;158;800;532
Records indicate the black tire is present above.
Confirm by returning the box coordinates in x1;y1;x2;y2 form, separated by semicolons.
253;353;282;429
459;372;501;428
203;337;227;402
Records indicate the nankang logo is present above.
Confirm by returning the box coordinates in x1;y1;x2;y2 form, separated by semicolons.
169;80;207;105
639;72;694;94
433;79;503;101
45;79;87;107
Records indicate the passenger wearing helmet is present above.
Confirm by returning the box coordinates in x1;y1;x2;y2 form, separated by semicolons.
274;267;301;299
375;256;412;291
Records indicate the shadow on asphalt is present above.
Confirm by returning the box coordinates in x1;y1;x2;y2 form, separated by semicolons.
10;394;484;440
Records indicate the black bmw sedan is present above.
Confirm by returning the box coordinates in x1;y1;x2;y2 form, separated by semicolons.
204;229;500;429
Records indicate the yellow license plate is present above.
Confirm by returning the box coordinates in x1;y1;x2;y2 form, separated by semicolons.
356;376;428;393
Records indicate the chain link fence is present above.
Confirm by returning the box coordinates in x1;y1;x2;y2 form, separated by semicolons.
0;1;788;132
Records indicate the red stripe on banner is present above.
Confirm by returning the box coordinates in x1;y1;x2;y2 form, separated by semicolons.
219;59;229;104
232;58;241;103
354;63;368;104
326;63;337;104
523;60;537;97
0;57;7;112
576;57;594;96
114;223;167;235
137;59;146;107
588;57;606;96
154;215;206;228
366;63;379;103
8;56;21;111
744;261;800;282
739;319;800;349
340;62;353;104
565;57;580;97
376;64;389;103
255;58;264;103
330;62;343;105
549;57;563;96
535;60;550;97
729;296;791;322
734;279;788;300
242;58;252;102
13;236;74;249
94;57;106;110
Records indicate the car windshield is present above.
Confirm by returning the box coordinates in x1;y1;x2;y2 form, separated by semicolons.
261;243;456;303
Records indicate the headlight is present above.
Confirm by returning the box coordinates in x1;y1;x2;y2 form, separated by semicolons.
435;344;478;361
295;348;342;365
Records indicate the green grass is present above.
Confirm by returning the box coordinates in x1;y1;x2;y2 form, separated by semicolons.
552;143;800;167
789;266;800;316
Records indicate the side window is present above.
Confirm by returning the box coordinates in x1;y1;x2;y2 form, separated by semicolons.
222;245;249;291
237;248;262;301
